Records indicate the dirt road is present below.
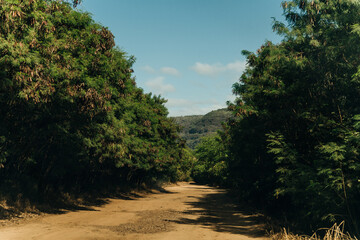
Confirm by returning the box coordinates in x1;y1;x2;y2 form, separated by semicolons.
0;182;268;240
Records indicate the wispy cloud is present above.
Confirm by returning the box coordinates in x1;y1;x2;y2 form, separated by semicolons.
142;65;156;74
191;60;246;77
160;67;180;76
166;98;226;116
166;98;192;107
145;77;175;94
191;63;223;77
141;65;180;76
226;61;246;73
167;98;219;107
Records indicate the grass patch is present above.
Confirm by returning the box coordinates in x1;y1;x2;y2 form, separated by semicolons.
271;222;357;240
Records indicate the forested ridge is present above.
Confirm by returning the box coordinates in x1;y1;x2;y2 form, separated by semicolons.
192;0;360;237
173;108;232;149
0;0;191;207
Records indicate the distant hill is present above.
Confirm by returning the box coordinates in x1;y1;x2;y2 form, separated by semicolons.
172;108;232;149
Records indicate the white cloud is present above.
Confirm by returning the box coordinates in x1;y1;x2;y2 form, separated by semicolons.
191;60;246;77
166;98;226;116
141;65;180;76
145;77;175;94
142;65;156;74
191;62;223;76
166;98;192;107
160;67;180;76
226;61;246;73
167;98;219;108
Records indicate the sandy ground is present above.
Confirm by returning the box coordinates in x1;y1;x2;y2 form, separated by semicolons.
0;182;269;240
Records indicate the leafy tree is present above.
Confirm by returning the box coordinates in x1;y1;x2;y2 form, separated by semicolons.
227;0;360;234
0;0;185;202
192;134;228;186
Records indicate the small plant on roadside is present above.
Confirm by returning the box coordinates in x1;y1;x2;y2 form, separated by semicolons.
271;222;358;240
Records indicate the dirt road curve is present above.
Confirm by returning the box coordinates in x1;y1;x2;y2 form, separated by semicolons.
0;182;268;240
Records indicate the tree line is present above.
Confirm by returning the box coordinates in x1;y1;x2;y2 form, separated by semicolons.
192;0;360;236
1;0;359;236
0;0;191;203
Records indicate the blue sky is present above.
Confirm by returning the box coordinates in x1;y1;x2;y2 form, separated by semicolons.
79;0;285;116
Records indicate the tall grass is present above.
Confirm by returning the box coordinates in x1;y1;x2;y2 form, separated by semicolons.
271;222;358;240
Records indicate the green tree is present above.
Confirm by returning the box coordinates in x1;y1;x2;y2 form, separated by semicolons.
228;0;360;234
0;0;185;202
192;134;228;186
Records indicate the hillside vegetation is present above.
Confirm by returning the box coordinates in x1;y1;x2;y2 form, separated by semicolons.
173;108;232;149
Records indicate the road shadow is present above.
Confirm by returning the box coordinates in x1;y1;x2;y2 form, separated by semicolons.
173;187;268;238
38;184;176;214
0;183;176;220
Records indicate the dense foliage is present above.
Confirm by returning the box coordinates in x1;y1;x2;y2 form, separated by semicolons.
192;0;360;236
191;134;228;186
0;0;187;202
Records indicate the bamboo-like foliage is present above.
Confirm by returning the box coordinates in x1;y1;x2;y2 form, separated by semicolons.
224;0;360;235
0;0;187;201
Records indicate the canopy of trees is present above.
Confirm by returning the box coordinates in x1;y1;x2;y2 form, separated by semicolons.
0;0;188;202
191;134;228;186
192;0;360;236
